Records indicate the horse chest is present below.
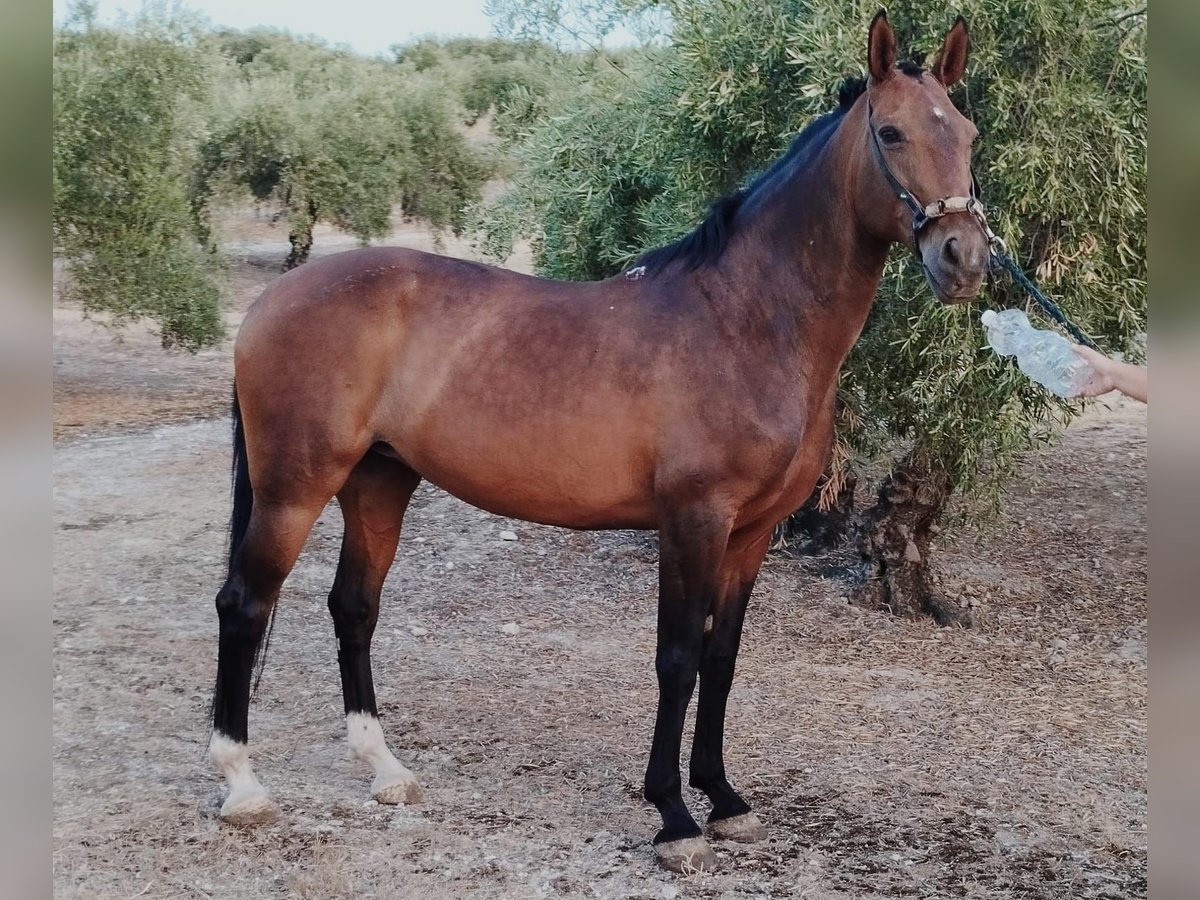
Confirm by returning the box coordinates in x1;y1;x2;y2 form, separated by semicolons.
735;410;833;528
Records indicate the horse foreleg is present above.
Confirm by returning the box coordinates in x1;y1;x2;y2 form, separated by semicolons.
643;502;733;872
329;453;423;805
689;528;771;844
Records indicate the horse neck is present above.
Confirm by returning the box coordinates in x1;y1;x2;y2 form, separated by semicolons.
698;105;892;385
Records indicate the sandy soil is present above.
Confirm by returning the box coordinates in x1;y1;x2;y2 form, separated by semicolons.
53;214;1145;899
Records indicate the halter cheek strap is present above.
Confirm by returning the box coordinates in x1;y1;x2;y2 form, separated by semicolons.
866;95;1004;258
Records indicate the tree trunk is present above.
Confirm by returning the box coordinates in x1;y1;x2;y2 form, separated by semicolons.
283;201;317;271
776;469;858;553
855;450;966;626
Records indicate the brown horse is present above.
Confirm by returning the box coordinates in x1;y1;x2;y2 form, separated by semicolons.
209;12;988;872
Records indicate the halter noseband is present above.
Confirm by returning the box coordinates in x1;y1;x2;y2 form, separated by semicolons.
866;94;1004;257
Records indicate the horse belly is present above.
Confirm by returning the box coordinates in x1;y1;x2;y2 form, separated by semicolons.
381;412;660;530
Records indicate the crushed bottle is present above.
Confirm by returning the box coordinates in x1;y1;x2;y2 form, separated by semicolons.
980;308;1095;398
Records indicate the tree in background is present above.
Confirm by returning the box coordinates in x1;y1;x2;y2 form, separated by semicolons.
53;16;499;348
53;3;223;348
477;0;1146;623
193;32;491;270
391;36;559;135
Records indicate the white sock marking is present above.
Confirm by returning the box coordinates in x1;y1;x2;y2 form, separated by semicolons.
209;732;270;809
346;712;415;784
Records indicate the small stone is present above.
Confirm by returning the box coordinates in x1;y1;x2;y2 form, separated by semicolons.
363;799;378;807
499;530;519;541
501;622;520;636
444;561;455;570
410;626;429;637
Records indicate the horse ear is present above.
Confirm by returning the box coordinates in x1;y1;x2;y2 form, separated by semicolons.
930;16;970;87
868;10;897;83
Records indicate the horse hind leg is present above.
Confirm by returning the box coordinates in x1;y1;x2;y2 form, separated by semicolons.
328;451;424;805
210;498;328;825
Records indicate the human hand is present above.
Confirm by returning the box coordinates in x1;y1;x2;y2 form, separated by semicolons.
1072;345;1118;398
1071;344;1147;403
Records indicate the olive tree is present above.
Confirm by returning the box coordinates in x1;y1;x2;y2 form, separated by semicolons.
53;3;223;349
391;37;559;133
193;35;490;269
476;0;1146;623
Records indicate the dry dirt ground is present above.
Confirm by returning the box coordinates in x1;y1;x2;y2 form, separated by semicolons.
53;215;1146;899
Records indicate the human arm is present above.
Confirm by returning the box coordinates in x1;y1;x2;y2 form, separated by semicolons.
1072;344;1148;403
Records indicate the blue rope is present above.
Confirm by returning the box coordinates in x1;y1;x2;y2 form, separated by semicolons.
993;252;1101;351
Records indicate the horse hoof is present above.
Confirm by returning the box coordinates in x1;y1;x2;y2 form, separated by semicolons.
372;773;422;805
220;792;280;827
708;812;767;843
655;836;718;873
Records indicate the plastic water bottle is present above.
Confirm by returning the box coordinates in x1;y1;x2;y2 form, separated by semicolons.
980;309;1094;398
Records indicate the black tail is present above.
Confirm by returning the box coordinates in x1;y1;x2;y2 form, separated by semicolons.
218;387;277;705
228;387;253;571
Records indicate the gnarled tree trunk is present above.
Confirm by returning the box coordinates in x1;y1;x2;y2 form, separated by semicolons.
856;450;966;626
283;200;317;271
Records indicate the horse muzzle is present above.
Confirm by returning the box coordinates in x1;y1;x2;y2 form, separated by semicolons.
919;222;989;304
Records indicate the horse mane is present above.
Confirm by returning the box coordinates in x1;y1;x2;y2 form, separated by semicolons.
631;62;940;274
633;75;870;274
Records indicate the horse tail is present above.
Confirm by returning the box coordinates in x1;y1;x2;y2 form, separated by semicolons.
228;386;253;572
224;386;276;697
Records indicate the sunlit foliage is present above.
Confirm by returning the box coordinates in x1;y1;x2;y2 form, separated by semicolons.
53;3;222;348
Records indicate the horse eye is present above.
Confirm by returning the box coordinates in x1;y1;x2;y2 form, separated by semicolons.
879;126;904;146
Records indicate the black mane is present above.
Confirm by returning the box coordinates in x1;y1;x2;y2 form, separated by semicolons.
633;76;868;274
631;63;941;274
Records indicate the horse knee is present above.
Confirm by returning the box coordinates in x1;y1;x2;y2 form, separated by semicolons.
655;645;700;691
700;649;737;691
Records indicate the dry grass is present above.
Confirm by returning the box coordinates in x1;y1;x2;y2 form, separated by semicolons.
53;400;1145;898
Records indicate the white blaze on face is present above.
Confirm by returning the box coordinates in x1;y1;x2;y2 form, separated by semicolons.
933;107;947;124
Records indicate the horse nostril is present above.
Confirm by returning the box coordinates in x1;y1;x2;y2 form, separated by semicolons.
942;236;961;266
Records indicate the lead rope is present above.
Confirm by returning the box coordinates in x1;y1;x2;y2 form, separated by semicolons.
966;205;1103;350
988;249;1102;352
962;191;1103;351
